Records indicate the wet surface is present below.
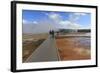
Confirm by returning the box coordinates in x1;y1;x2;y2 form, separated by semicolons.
56;37;91;61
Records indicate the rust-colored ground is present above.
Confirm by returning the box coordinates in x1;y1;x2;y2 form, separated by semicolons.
56;37;91;61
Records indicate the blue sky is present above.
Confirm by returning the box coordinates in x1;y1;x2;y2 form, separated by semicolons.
22;10;91;29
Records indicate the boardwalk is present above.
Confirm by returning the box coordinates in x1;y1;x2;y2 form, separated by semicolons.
25;36;60;62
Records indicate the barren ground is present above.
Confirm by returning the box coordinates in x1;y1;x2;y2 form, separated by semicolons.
22;33;48;62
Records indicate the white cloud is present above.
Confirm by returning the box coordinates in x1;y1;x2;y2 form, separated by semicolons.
79;24;91;29
44;12;49;16
68;13;90;29
59;20;81;29
59;20;91;29
69;13;88;22
23;12;90;34
33;21;38;24
46;12;61;22
46;12;83;29
74;13;87;16
45;12;83;29
48;13;60;19
23;19;29;24
23;19;38;25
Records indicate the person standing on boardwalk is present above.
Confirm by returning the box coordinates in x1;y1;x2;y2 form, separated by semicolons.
49;30;55;38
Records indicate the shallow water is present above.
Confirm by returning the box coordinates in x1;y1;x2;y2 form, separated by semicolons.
56;36;91;60
74;37;91;49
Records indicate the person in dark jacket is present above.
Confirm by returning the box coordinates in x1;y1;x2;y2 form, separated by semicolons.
49;30;54;38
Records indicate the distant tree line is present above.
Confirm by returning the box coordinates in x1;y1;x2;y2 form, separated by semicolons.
58;29;77;34
56;29;91;34
77;29;91;32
